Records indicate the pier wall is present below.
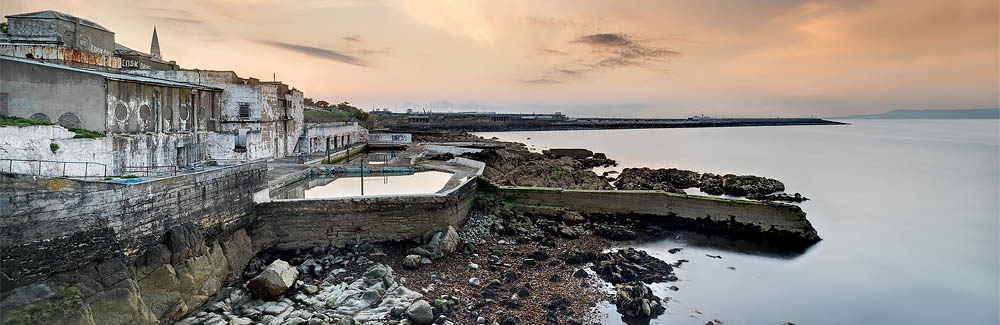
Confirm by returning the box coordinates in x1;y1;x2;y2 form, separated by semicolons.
254;175;477;250
490;185;819;242
0;161;267;286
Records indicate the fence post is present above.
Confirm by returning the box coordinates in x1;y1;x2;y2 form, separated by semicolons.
85;163;89;178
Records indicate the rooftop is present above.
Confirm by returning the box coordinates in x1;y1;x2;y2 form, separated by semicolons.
6;10;113;33
1;56;220;91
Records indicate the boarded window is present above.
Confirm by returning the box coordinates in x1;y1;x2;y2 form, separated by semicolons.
235;129;248;151
239;103;250;118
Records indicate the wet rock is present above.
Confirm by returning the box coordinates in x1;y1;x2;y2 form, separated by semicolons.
247;259;299;298
562;247;596;265
706;254;722;259
405;300;434;324
668;248;683;254
592;248;675;284
614;281;666;319
615;167;700;192
572;269;588;278
746;192;809;202
594;224;638;241
542;148;593;159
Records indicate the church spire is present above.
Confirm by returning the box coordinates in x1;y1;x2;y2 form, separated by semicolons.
150;27;161;59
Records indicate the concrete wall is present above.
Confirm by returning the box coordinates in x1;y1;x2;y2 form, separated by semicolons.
0;125;207;176
105;80;220;134
0;44;122;70
0;161;267;287
0;57;106;130
302;123;367;154
492;186;820;242
129;70;306;160
254;175;477;251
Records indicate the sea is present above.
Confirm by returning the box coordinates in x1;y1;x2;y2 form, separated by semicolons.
478;120;1000;325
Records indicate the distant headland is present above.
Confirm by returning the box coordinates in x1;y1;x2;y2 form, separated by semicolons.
833;108;1000;120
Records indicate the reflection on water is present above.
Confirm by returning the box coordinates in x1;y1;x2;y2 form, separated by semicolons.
276;171;454;199
480;120;1000;324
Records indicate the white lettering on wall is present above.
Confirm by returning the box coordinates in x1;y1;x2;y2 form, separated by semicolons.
121;59;151;70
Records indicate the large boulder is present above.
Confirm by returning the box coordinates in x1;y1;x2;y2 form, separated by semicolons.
247;259;298;298
438;226;460;254
615;281;666;319
542;148;593;159
405;300;434;324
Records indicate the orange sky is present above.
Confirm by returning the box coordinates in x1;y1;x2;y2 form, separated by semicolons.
3;0;998;117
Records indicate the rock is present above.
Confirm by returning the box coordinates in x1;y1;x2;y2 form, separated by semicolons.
469;278;481;287
668;248;683;254
522;258;537;266
420;257;432;265
614;167;700;192
745;192;809;202
405;300;434;324
304;285;319;294
438;226;460;254
542;148;593;159
573;269;588;278
594;224;638;240
614;281;666;319
557;225;579;239
562;248;596;265
706;254;722;259
592;248;675;284
403;255;422;269
497;313;519;325
425;152;455;161
669;285;679;291
468;262;480;269
409;247;438;259
717;174;784;196
247;259;299;298
477;316;486;324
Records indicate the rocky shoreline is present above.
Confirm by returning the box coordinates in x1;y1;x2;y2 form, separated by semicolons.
174;206;694;325
172;131;811;324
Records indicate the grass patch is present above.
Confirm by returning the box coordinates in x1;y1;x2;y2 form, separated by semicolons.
68;128;104;138
0;114;54;126
0;287;84;325
120;174;139;179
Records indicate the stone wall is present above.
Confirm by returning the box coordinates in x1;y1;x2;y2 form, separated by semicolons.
491;186;820;242
0;57;107;130
254;175;478;251
0;161;267;287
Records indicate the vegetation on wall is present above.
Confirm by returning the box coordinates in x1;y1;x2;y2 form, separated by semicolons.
0;22;8;35
68;128;104;139
0;115;55;126
49;143;59;153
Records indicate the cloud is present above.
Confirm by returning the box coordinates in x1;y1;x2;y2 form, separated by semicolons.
537;48;569;56
259;41;367;67
343;35;362;42
576;33;632;47
521;78;562;84
574;33;679;69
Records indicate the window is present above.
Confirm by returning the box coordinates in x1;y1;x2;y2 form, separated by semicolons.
235;129;248;152
239;103;250;118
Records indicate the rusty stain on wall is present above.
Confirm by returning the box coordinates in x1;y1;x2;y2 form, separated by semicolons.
0;44;121;69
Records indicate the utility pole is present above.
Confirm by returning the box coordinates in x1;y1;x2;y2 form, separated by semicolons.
360;161;364;196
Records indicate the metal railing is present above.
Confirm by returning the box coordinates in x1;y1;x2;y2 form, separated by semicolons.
1;158;108;177
120;164;177;177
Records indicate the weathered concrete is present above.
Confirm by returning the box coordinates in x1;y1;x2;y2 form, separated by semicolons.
254;175;478;250
0;161;267;287
487;183;820;242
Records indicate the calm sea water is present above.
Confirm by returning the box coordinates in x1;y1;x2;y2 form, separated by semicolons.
479;120;1000;325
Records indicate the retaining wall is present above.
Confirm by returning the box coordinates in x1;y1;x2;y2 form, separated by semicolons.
254;175;477;251
0;161;267;286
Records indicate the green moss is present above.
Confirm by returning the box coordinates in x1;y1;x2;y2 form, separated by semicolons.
49;143;59;153
0;114;54;126
322;146;369;164
0;287;85;325
120;174;139;179
68;128;104;138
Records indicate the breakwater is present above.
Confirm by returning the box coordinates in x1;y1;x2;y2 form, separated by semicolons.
484;182;820;243
380;116;845;132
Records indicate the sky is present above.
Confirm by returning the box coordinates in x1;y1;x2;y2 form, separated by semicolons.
2;0;998;117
